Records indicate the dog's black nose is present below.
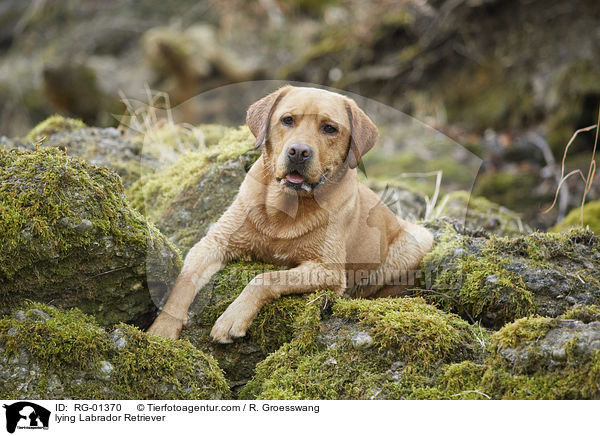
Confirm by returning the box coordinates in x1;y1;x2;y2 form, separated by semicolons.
287;143;313;164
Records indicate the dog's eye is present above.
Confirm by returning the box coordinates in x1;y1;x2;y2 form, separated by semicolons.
322;124;338;135
281;116;294;127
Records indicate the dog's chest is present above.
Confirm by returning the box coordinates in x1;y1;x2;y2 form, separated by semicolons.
242;223;328;266
263;232;327;266
232;200;334;266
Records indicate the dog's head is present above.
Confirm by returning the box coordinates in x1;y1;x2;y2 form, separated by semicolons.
246;85;378;193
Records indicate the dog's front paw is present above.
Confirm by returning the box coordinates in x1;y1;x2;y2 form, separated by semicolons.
147;311;184;339
210;302;255;344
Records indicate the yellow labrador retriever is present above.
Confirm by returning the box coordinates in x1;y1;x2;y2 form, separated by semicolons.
148;85;433;342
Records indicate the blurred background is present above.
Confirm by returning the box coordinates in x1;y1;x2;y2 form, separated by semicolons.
0;0;599;230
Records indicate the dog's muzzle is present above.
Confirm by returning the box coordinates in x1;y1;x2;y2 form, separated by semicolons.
276;171;328;192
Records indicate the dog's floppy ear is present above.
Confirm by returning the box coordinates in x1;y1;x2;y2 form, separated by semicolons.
246;85;291;149
345;99;378;169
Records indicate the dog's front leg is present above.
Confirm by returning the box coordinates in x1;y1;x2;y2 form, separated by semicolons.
147;236;229;339
210;261;345;343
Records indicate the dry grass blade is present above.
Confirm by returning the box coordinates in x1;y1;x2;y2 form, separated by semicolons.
450;390;491;400
543;108;599;226
394;170;443;220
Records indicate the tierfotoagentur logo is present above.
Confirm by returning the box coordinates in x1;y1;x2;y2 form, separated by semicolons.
2;402;50;434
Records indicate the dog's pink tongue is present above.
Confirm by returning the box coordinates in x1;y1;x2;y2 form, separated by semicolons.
285;173;305;184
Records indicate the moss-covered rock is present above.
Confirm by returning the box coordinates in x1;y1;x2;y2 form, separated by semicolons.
435;190;531;236
35;127;143;187
419;219;600;328
477;313;600;399
563;304;600;323
0;303;230;399
551;201;600;234
7;117;234;188
237;298;600;399
240;296;485;400
354;311;600;400
127;125;259;254
5;117;143;188
25;115;86;143
0;148;181;327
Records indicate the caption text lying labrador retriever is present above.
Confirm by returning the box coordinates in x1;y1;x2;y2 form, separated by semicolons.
147;85;433;342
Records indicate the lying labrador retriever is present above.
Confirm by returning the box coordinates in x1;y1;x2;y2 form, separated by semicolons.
147;85;433;342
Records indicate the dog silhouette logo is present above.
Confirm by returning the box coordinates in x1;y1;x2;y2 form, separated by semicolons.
3;402;50;433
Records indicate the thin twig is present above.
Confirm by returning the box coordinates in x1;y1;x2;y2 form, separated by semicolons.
307;293;325;305
528;132;569;221
85;266;129;280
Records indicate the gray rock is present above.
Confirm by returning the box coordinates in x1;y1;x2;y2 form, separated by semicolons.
98;361;114;380
351;331;374;349
28;309;51;322
498;320;600;373
75;219;93;233
110;330;128;350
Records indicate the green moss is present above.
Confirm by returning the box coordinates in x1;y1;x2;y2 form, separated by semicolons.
241;296;481;399
420;224;599;327
551;201;600;234
393;360;490;400
487;227;596;262
420;229;535;328
241;341;392;400
420;221;462;261
116;325;229;399
0;302;109;369
127;125;254;216
0;148;181;326
491;316;556;348
291;291;329;350
332;297;477;365
477;315;600;399
438;255;534;327
435;361;488;399
0;303;230;399
25;115;86;143
389;313;600;400
478;362;598;400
